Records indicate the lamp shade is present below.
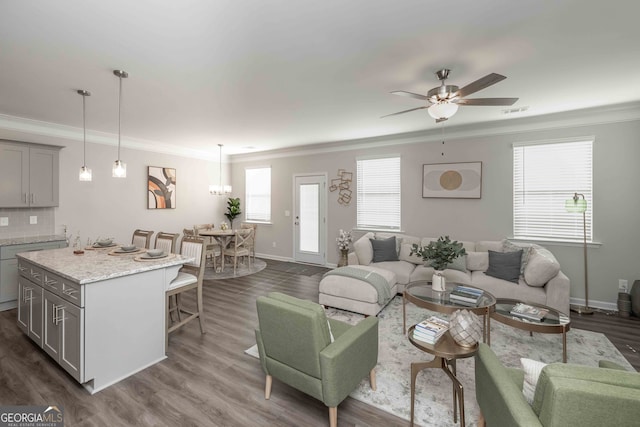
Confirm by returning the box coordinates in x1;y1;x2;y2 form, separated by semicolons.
428;102;458;120
565;197;587;213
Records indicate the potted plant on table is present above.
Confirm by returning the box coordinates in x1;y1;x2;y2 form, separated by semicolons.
336;229;353;267
410;236;466;291
224;197;242;229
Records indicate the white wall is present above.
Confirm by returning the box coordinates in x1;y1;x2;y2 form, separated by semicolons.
55;141;229;246
231;110;640;308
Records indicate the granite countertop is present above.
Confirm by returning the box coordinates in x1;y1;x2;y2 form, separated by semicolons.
0;234;67;247
16;246;193;285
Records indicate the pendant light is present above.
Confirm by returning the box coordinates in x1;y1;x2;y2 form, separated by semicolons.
209;144;232;195
112;69;128;178
77;89;92;181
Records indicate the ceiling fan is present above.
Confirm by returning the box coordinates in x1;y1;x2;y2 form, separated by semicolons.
383;69;518;123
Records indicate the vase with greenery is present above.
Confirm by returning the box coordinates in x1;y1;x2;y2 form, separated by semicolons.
224;197;242;229
410;236;466;291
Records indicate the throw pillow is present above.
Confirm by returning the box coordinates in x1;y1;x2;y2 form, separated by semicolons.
370;236;399;262
447;254;468;272
466;251;489;271
485;250;522;283
502;239;532;275
353;232;374;265
523;247;561;287
399;242;423;264
521;358;548;405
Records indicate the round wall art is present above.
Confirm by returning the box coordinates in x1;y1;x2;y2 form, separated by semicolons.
422;162;482;198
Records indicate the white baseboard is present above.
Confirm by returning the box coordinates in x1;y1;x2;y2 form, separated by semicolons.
570;297;617;312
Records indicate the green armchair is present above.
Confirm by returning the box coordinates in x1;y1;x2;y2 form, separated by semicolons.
255;292;378;427
475;343;640;427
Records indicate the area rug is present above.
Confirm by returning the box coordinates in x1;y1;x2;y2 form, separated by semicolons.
245;296;633;427
204;258;266;280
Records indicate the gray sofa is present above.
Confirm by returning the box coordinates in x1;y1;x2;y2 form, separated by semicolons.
320;232;570;316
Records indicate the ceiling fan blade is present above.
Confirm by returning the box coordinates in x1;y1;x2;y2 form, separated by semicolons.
456;97;519;106
390;90;429;101
455;73;507;98
381;106;427;118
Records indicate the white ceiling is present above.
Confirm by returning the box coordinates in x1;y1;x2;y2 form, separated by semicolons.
1;1;639;157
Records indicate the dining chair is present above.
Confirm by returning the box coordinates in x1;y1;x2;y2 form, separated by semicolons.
154;232;180;254
132;229;154;249
166;236;207;349
194;223;221;269
241;222;257;261
223;228;253;275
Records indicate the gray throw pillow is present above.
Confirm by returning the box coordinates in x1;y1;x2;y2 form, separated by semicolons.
485;250;522;283
370;236;398;262
502;239;532;274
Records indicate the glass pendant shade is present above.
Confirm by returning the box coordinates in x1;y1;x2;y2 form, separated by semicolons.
112;160;127;178
79;166;92;181
428;102;459;120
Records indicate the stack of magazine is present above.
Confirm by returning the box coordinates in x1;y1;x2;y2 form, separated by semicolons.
510;302;549;321
449;285;483;306
412;315;449;345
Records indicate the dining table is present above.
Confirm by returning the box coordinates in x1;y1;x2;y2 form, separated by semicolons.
198;229;235;272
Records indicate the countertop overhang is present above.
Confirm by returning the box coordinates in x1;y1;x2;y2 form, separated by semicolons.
17;247;193;284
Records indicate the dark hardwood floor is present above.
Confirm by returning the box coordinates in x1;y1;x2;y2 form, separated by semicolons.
0;260;638;427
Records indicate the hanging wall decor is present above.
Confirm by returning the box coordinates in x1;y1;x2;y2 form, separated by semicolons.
422;162;482;199
148;166;176;209
329;169;353;205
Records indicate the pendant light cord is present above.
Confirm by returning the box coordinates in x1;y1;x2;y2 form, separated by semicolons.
82;94;87;166
117;75;123;160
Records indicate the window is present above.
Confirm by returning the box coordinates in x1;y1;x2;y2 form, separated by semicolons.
356;156;401;230
513;139;592;242
245;167;271;222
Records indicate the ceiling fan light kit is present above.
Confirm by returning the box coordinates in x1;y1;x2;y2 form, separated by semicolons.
384;68;518;122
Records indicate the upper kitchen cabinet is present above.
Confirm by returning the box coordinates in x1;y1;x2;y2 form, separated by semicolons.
0;141;61;207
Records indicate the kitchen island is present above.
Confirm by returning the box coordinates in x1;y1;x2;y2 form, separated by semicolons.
16;246;192;394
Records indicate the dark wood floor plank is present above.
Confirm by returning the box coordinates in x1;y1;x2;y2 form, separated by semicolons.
0;259;637;427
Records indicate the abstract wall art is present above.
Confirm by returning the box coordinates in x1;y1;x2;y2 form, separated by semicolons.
148;166;176;209
422;162;482;199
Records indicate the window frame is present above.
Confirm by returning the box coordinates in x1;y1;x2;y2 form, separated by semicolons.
356;155;401;232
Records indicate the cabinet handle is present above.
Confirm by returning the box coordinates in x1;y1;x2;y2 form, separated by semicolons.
53;305;66;325
30;271;40;279
18;265;27;272
45;278;57;286
23;287;33;303
23;193;27;204
30;193;35;204
62;288;77;296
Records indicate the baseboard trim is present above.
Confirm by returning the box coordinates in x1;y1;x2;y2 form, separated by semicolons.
570;297;617;312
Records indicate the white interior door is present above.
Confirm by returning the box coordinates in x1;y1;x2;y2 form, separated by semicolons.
294;175;326;265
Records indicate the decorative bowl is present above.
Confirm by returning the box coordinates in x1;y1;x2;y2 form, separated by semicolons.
146;249;164;257
120;245;136;252
97;239;113;246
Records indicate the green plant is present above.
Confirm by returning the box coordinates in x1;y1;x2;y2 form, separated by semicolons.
410;235;466;271
224;197;242;228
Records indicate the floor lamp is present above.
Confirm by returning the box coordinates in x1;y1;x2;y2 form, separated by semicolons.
565;193;594;314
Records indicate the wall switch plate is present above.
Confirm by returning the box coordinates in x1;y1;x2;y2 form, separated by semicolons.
285;210;290;217
29;216;37;225
619;279;629;292
0;217;8;226
272;242;276;248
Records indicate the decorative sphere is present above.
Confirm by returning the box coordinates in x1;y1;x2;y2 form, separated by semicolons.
449;309;482;347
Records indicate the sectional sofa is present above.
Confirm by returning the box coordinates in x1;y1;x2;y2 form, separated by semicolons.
319;232;570;316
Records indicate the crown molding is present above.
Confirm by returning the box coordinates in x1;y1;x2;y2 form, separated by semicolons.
230;101;640;163
0;113;216;161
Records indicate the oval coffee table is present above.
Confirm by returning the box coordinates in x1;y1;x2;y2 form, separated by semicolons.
491;298;571;362
403;281;496;344
408;325;478;427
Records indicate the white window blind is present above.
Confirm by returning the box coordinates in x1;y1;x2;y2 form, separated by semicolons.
357;156;401;230
245;167;271;222
513;140;592;242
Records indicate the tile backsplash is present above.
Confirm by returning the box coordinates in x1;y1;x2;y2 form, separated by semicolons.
0;208;55;239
